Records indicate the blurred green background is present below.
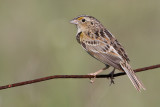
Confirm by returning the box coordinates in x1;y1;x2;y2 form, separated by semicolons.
0;0;160;107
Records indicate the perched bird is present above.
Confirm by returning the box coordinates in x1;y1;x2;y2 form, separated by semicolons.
70;15;146;91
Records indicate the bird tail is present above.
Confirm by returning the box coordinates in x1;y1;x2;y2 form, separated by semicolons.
120;61;146;91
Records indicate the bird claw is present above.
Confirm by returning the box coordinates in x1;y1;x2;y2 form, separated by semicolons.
108;68;115;86
88;73;97;83
88;67;109;84
109;77;115;86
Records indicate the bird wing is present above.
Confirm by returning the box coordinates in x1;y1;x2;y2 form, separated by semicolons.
80;35;123;69
104;29;130;62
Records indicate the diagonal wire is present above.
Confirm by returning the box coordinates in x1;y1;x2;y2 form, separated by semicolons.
0;64;160;90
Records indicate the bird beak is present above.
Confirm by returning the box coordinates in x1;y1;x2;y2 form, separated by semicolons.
70;19;78;25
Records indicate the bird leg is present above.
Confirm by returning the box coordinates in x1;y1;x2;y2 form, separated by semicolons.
88;66;108;83
109;68;115;85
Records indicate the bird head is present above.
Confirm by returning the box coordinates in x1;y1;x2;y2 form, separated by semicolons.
70;15;101;32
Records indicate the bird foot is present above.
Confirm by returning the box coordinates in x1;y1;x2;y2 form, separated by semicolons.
109;76;115;86
108;68;115;86
88;66;109;83
88;73;97;83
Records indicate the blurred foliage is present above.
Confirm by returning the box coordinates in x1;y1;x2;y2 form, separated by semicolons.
0;0;160;107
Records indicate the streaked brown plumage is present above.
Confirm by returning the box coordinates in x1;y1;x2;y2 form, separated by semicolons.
70;15;146;91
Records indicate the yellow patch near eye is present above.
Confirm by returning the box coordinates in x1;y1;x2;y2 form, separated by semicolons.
77;17;84;20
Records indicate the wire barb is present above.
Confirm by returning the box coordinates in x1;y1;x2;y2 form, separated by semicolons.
0;64;160;90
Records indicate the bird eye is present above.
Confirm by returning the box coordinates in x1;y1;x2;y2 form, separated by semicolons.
82;19;86;22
